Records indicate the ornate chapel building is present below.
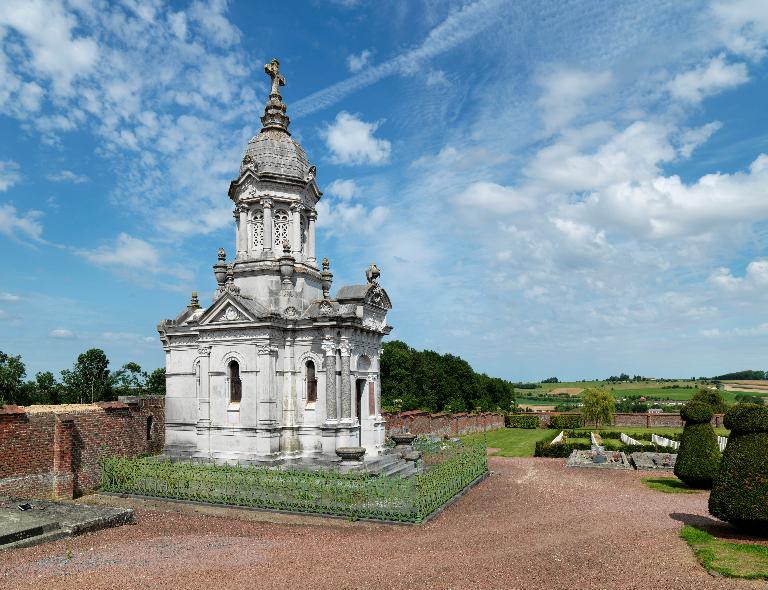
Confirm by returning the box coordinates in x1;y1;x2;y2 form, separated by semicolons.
158;59;392;464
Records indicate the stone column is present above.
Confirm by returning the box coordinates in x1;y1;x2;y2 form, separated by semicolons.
257;345;277;424
340;341;351;421
262;199;273;257
236;205;247;259
322;341;337;421
281;337;300;454
198;346;211;424
290;203;301;258
307;210;316;263
53;415;74;499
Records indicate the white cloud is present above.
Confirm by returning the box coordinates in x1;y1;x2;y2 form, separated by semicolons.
76;233;160;269
292;0;504;116
678;122;722;158
667;55;749;103
565;153;768;240
536;66;612;134
0;203;43;241
709;259;768;292
456;182;533;214
326;179;358;200
102;331;157;345
188;0;241;47
712;0;768;59
0;160;21;191
425;69;449;87
323;112;391;165
347;49;371;73
0;0;98;95
0;292;20;302
47;170;89;184
49;328;75;339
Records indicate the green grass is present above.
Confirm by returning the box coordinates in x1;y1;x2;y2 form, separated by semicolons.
462;429;554;457
642;476;703;493
681;525;768;580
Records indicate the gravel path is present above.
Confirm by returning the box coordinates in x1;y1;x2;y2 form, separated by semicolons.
0;457;761;590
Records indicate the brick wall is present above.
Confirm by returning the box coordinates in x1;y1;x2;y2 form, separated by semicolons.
0;396;164;500
384;411;504;437
533;412;725;428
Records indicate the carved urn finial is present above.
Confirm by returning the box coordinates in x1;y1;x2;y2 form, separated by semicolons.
188;291;200;310
260;57;290;133
366;262;380;285
321;258;333;300
279;240;295;290
213;248;227;287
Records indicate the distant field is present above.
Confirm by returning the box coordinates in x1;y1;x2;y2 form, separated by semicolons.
515;379;768;407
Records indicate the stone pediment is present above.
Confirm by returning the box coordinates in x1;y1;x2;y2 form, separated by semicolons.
336;284;392;310
197;293;265;326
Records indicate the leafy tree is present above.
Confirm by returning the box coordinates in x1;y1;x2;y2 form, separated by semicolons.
112;361;148;397
713;370;766;380
61;348;113;404
541;377;559;383
581;387;615;426
691;387;728;414
23;371;62;405
146;367;166;395
380;340;517;414
0;351;26;405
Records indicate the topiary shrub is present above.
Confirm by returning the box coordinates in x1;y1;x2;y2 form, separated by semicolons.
709;404;768;533
673;401;721;489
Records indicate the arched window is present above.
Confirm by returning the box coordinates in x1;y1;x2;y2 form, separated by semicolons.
306;360;317;403
146;416;153;440
300;214;307;251
252;209;264;249
273;209;289;248
228;360;242;403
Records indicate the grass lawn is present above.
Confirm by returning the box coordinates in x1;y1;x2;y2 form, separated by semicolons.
642;476;704;493
681;525;768;580
462;428;554;457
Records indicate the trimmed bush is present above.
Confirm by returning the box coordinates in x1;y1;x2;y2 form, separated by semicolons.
505;414;539;429
673;401;721;489
548;414;583;429
710;404;768;533
534;440;590;458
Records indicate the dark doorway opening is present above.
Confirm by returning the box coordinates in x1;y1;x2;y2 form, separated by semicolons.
355;379;365;446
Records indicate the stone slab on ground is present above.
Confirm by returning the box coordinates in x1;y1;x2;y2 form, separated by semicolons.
565;449;633;469
0;497;134;550
631;451;677;471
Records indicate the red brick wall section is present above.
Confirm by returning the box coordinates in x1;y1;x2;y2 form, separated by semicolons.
384;411;504;437
0;396;165;500
533;412;724;428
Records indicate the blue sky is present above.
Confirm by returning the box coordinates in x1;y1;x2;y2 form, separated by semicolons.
1;0;768;381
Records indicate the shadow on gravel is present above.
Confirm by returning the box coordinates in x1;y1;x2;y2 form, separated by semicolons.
670;512;768;545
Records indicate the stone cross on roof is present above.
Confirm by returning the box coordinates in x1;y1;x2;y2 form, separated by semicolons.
264;58;285;97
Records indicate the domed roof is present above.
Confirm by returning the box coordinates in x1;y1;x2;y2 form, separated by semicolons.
240;129;312;182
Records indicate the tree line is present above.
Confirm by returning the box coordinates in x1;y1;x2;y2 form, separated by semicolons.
380;340;516;413
0;348;165;406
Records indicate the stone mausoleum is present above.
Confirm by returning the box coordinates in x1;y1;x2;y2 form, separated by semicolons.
158;59;392;465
